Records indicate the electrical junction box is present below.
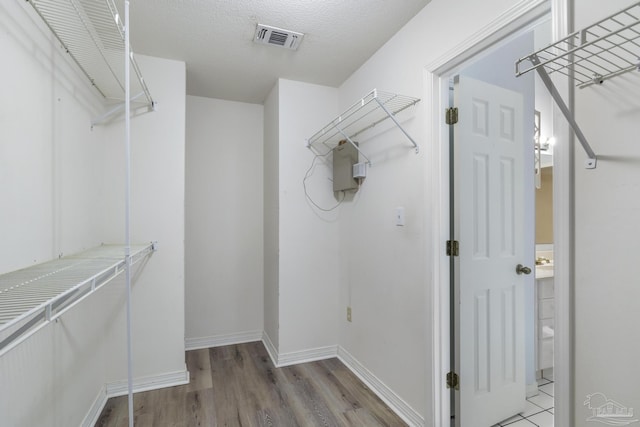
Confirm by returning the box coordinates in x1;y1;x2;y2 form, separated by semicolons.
333;140;359;192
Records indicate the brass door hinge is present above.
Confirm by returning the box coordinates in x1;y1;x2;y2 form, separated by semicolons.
446;240;459;257
446;371;460;390
445;107;458;125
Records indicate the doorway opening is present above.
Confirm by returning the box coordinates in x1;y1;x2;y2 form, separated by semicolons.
450;21;556;427
425;2;572;425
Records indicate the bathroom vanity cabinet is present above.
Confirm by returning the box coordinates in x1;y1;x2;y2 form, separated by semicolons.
536;275;554;371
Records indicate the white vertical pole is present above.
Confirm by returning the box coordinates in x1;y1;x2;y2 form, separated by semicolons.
124;1;134;426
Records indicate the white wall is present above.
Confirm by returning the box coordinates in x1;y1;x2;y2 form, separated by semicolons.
263;82;280;350
335;0;526;420
99;54;187;382
0;1;187;424
572;1;640;424
276;79;340;355
185;95;264;346
0;0;103;273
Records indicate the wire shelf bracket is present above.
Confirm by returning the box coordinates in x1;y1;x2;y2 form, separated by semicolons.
515;2;640;169
306;89;420;165
25;0;156;127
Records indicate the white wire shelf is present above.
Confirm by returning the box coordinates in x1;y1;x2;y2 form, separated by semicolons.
26;0;154;107
515;2;640;169
306;89;420;164
0;243;155;355
516;2;640;88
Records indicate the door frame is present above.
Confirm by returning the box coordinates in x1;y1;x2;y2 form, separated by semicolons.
425;0;575;426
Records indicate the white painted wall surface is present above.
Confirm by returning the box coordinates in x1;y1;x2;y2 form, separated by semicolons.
0;0;104;273
0;0;187;422
572;1;640;424
185;95;264;345
336;0;532;420
263;82;280;350
276;79;340;355
99;54;187;381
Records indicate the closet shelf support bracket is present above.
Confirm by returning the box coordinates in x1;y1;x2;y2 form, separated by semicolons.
91;92;156;128
373;97;419;154
531;55;597;169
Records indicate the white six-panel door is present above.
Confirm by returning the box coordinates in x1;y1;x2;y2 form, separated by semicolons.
454;76;527;427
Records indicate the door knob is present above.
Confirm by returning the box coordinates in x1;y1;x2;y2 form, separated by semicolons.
516;264;532;275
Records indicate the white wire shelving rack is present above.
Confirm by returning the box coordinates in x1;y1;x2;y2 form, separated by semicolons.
25;0;155;126
515;2;640;169
0;243;155;356
18;1;144;424
306;89;420;165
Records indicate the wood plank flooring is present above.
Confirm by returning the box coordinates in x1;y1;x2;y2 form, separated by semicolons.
95;342;408;426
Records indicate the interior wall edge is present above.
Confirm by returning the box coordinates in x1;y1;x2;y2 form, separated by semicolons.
261;331;279;367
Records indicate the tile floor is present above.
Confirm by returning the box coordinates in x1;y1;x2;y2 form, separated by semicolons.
492;371;555;427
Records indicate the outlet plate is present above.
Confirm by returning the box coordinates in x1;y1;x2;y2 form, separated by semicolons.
347;306;352;322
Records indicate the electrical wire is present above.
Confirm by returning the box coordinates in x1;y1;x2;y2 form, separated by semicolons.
303;150;345;212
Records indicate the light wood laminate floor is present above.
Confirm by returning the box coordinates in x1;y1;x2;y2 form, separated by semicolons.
96;342;408;426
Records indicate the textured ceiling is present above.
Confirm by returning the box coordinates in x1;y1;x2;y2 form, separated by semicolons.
126;0;430;104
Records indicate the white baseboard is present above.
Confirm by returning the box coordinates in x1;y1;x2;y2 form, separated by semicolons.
82;368;189;426
262;331;279;367
260;332;337;367
337;347;425;427
185;330;263;351
105;366;190;397
81;385;108;427
277;344;338;367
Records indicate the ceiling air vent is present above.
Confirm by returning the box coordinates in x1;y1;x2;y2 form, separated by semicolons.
254;24;304;50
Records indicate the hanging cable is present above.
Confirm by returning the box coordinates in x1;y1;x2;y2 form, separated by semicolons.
303;150;345;212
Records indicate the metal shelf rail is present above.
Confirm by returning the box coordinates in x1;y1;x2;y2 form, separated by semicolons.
25;0;155;125
515;2;640;169
0;243;155;356
306;89;420;165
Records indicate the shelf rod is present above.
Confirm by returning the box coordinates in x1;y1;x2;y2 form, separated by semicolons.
578;63;640;89
531;55;597;169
